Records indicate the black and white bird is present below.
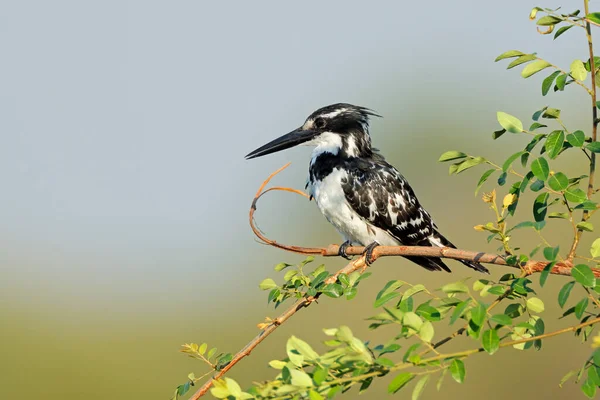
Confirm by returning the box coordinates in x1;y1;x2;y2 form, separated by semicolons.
246;103;488;273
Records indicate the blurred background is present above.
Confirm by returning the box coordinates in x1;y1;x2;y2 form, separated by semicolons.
1;1;597;399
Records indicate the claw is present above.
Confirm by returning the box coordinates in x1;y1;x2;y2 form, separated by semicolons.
363;242;380;266
338;240;353;260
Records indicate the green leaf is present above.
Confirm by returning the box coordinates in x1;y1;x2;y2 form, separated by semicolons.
531;157;550;181
572;264;596;287
438;151;468;162
403;312;423;331
542;108;561;119
309;390;324;400
554;25;574;40
502;151;526;172
548;172;569;191
522;60;551;78
543;246;559;261
533;192;549;222
482;329;500;355
558;281;575;307
440;281;469;294
571;59;588;81
374;280;403;308
492;129;506;140
455;157;487;174
475;169;496;195
450;300;470;325
542;71;561;95
470;302;487;327
490;314;512;326
540;262;554;287
495;50;525;61
588;12;600;25
507;54;536;69
497;112;523;133
388;373;415;393
567;131;586;147
577;221;594;232
289;369;313;387
288;336;319;361
555;73;568;91
412;375;430;400
529;122;547;131
450;359;465;383
526;297;545;313
582;378;597;398
259;278;277;290
545;130;564;159
591;238;600;258
537;15;562;25
418;321;434;342
586;142;600;152
402;284;426;301
575;297;589;319
565;188;588;203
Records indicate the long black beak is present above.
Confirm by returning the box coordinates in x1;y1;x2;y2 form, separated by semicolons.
245;128;318;159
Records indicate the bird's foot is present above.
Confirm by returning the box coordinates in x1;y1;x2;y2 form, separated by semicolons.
362;242;380;266
338;240;353;260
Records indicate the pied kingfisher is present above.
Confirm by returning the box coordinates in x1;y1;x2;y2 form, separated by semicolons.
246;103;488;273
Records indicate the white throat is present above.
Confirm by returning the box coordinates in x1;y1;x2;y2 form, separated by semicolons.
308;131;342;165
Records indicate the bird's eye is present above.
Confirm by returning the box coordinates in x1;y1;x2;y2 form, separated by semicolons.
314;118;326;129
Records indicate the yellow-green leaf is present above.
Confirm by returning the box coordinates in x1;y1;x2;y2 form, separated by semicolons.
571;59;588;81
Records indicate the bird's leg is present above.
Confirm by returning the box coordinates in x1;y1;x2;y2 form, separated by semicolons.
362;241;380;266
338;240;353;260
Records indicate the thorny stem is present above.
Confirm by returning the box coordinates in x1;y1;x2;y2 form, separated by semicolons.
569;0;598;260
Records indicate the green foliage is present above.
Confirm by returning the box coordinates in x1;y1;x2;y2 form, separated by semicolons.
175;3;600;399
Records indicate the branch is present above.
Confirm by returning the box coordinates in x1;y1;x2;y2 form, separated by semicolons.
189;163;600;399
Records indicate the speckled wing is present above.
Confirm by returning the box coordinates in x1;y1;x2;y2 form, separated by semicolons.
341;158;488;273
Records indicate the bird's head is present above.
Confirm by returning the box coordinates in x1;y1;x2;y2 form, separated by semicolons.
245;103;381;160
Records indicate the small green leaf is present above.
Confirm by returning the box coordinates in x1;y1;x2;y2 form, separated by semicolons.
588;12;600;25
526;297;545;313
542;108;561;119
475;169;496;195
470;302;487;327
503;151;526;172
571;59;588;81
567;131;585;147
540;262;554;287
542;70;561;96
545;130;564;159
533;192;549;222
418;321;434;342
495;50;525;61
490;314;512;326
531;157;550;181
572;264;596;287
507;54;536;69
577;222;594;232
450;359;465;383
586;142;600;152
455;157;487;174
555;73;568;91
554;25;574;40
412;375;430;400
482;329;500;355
522;60;551;78
582;378;597;398
537;15;562;25
309;390;324;400
441;281;469;294
289;369;314;387
259;278;277;290
403;312;423;331
388;373;415;393
575;297;589;319
543;246;559;261
558;281;576;307
548;172;569;191
591;238;600;258
438;151;468;162
497;112;523;133
565;188;588;203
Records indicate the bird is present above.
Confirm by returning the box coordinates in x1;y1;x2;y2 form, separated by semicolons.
245;103;488;273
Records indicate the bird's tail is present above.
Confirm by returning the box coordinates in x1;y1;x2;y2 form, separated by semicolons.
428;232;490;274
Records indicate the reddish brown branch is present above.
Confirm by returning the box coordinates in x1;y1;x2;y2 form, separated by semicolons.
189;163;599;399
